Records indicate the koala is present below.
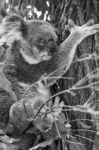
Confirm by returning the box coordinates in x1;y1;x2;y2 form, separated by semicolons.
0;15;98;86
0;14;58;64
0;14;98;140
0;14;58;137
0;14;58;84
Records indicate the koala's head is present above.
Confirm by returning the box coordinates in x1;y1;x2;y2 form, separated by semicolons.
0;14;58;64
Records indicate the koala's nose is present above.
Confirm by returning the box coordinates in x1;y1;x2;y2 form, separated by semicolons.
47;39;57;55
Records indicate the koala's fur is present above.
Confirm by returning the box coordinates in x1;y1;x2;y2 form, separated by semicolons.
0;14;98;141
0;14;58;134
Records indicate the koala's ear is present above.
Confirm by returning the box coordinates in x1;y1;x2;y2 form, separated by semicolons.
0;14;27;46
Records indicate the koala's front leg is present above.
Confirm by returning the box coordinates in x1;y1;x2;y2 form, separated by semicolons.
45;19;99;86
70;19;99;44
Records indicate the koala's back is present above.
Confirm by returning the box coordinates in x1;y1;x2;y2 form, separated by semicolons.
0;90;14;128
0;46;26;128
3;45;25;98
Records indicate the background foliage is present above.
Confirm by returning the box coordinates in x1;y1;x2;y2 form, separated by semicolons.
0;0;99;150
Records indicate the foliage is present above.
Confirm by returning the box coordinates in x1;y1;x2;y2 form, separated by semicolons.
0;0;99;150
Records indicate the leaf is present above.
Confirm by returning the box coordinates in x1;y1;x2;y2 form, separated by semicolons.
54;96;60;107
78;121;91;129
53;96;64;109
33;99;54;131
0;135;10;143
13;134;36;150
43;120;68;140
43;121;59;139
35;113;53;131
34;96;66;132
30;138;55;150
0;142;17;150
56;120;68;139
0;70;17;101
56;112;66;123
51;97;65;120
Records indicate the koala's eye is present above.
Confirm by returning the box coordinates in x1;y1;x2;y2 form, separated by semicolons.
38;39;45;45
35;38;45;50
